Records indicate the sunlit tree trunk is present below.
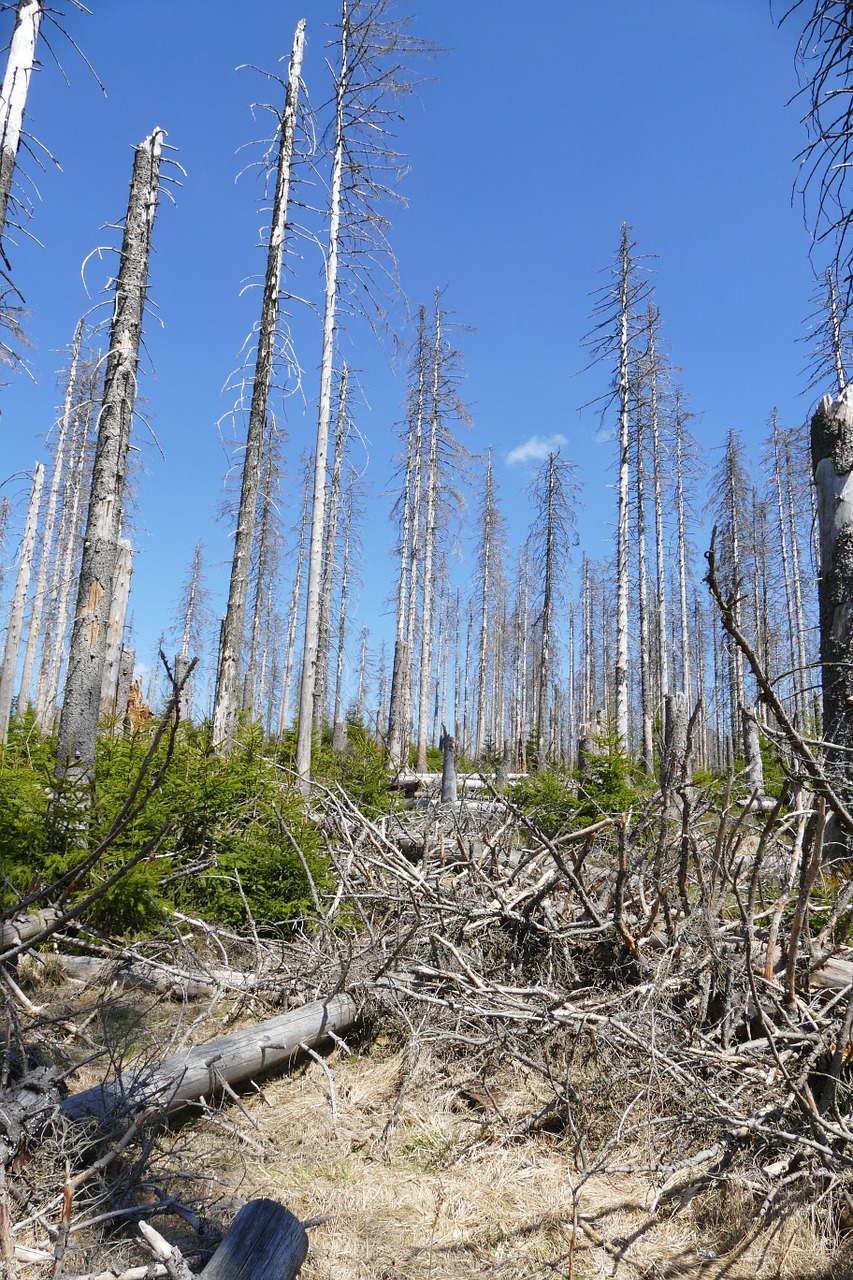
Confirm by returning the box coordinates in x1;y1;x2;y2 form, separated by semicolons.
0;0;42;248
213;19;304;748
0;460;43;741
674;393;692;703
277;456;311;739
57;129;163;784
615;226;632;748
634;377;654;774
295;13;347;785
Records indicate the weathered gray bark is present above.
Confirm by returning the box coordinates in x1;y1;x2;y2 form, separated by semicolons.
634;378;654;774
277;457;311;739
213;20;304;749
440;725;457;804
674;395;692;703
64;994;356;1123
660;691;690;794
812;389;853;822
0;0;42;248
615;226;632;748
57;130;163;783
115;645;134;732
742;703;764;796
99;537;133;718
200;1199;308;1280
0;460;44;742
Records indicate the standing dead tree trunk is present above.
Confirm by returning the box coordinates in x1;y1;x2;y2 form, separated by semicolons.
812;388;853;830
0;461;44;742
213;20;305;750
17;319;83;712
0;0;42;251
56;129;163;785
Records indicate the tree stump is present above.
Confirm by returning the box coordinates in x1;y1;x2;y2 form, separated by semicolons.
200;1200;308;1280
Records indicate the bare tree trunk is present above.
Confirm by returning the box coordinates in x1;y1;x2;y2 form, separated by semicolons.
57;129;163;783
440;724;457;804
36;375;94;731
0;461;44;741
675;393;692;704
615;226;632;748
277;457;311;740
18;319;83;712
242;414;281;718
213;20;304;749
634;381;654;774
332;470;354;729
0;0;42;248
295;13;347;787
315;364;348;730
415;297;442;773
99;537;133;721
475;451;495;761
812;389;853;829
648;310;669;698
535;454;556;771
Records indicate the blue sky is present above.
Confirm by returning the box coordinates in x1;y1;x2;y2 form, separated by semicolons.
0;0;825;703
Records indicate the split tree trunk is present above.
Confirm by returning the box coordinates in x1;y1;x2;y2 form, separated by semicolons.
212;20;304;749
56;130;163;784
0;461;44;742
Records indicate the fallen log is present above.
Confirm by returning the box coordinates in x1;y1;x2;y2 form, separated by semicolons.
0;908;60;952
55;954;272;1001
63;993;357;1124
200;1199;308;1280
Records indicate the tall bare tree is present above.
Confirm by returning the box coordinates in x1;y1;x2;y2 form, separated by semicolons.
0;460;43;741
295;0;430;786
212;19;305;748
57;129;164;783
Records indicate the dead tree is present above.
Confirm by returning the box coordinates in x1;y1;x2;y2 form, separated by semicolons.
56;129;164;785
0;460;43;741
17;319;84;711
212;21;304;749
812;388;853;834
0;0;42;249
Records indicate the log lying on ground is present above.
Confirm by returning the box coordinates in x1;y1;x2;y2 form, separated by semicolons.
55;954;275;1001
0;909;60;952
199;1199;308;1280
62;993;357;1123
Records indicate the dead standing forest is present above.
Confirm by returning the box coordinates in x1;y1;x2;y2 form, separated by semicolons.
4;1;853;1278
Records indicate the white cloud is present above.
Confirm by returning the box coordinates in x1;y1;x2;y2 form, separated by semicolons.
506;433;568;465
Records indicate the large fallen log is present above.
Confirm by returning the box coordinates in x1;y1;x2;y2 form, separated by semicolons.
55;954;273;1001
62;993;357;1124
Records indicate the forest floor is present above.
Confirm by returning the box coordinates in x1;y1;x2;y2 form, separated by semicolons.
11;959;850;1280
8;776;853;1280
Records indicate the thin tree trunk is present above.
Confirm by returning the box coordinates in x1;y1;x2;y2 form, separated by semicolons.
315;364;348;730
475;451;494;761
18;319;83;712
0;461;44;741
213;20;304;749
415;297;442;773
295;12;346;787
635;383;654;774
648;311;669;698
57;129;163;783
36;379;93;731
615;226;632;748
675;393;692;702
277;459;311;740
332;471;354;728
